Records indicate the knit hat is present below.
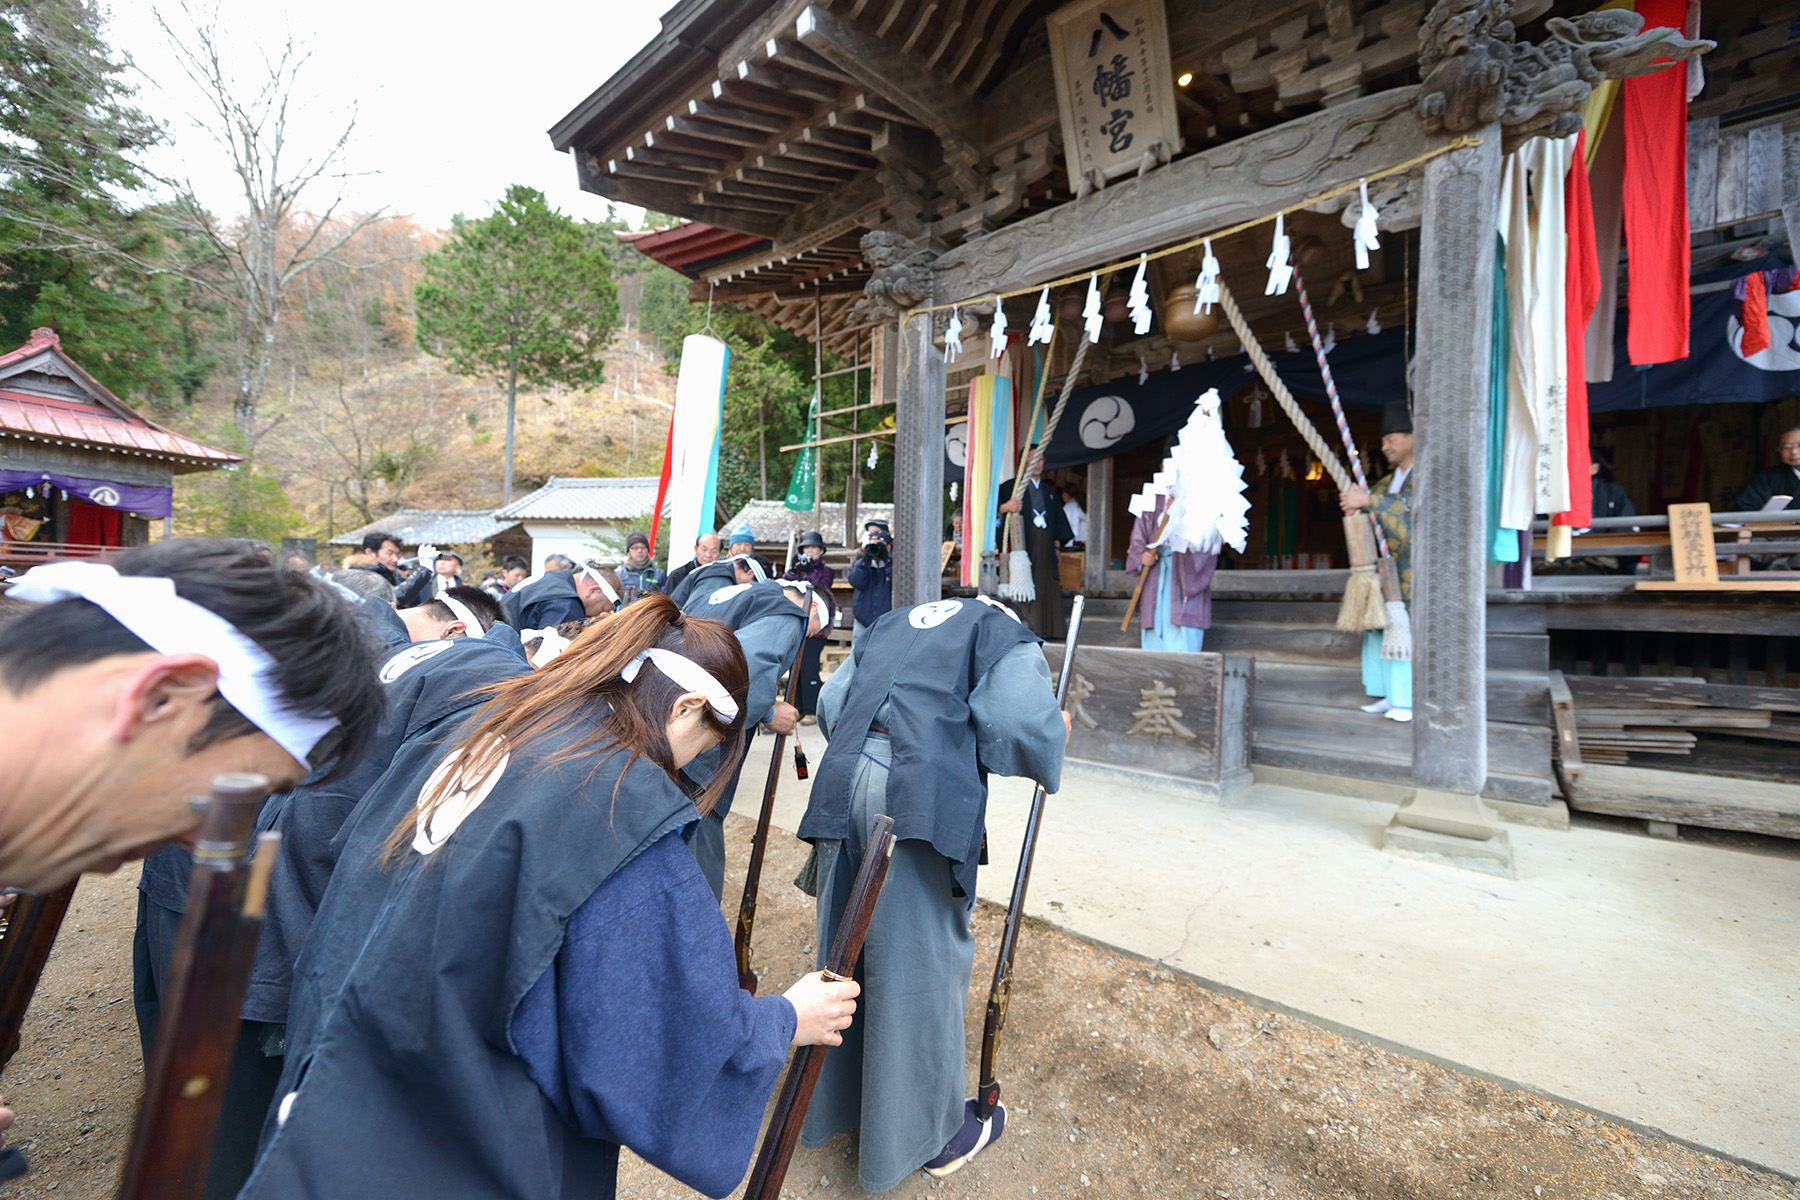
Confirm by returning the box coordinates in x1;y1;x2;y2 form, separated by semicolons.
625;530;650;550
729;523;755;545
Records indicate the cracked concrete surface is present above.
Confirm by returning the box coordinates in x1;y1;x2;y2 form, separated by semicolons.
753;728;1800;1177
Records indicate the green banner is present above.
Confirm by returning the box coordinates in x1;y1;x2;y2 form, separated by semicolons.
784;385;818;511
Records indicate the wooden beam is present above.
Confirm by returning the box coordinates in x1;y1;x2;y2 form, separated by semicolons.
794;4;982;148
665;114;767;150
687;97;786;134
575;150;780;238
735;57;840;103
623;144;720;175
933;87;1444;302
709;75;814;121
774;170;887;247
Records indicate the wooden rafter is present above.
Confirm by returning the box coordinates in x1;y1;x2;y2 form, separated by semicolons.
795;5;982;147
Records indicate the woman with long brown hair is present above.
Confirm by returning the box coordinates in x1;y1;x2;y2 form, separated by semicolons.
241;594;860;1199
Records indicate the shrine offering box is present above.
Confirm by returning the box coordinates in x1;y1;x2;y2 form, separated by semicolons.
1044;645;1253;799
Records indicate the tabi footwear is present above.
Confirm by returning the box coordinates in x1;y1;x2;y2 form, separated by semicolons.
1384;707;1414;723
922;1100;1006;1179
1359;699;1393;714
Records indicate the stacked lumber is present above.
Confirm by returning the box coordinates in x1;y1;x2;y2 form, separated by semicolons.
1561;676;1792;766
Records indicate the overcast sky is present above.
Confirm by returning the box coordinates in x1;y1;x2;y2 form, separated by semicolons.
105;0;663;230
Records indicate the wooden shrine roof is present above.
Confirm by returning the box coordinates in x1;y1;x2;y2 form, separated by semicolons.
563;0;1797;356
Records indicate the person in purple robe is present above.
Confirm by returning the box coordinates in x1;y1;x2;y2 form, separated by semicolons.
1126;493;1217;652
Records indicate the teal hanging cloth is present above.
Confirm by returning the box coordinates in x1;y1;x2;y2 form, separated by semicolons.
1488;236;1519;563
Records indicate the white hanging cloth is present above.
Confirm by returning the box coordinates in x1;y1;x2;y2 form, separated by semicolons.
945;307;963;362
1127;253;1152;335
1027;286;1054;345
1124;389;1249;554
1083;273;1104;343
1265;212;1293;295
988;298;1008;358
1194;238;1220;313
1353;180;1381;271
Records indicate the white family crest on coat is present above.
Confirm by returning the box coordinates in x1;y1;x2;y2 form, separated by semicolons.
1729;288;1800;371
974;595;1022;622
909;599;964;629
379;640;456;683
413;741;511;855
707;582;752;604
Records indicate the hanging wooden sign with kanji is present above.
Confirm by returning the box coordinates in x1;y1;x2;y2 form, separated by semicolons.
1046;0;1182;194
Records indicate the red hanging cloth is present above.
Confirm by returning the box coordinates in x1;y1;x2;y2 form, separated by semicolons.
1740;270;1771;357
1620;0;1692;365
1557;131;1602;528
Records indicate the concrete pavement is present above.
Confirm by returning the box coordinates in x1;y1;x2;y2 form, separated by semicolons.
744;725;1800;1176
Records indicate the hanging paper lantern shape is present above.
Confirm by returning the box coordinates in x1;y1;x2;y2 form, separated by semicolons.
1027;286;1054;346
1265;212;1294;295
1366;308;1382;336
1353;180;1381;271
1194;238;1221;314
1125;388;1249;554
1082;273;1104;344
1058;291;1084;321
1127;254;1152;335
1162;284;1218;341
945;307;964;362
989;298;1008;357
1138;355;1149;385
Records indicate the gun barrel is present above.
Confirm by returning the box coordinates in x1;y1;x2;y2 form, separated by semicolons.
977;595;1085;1119
743;814;895;1200
117;775;276;1200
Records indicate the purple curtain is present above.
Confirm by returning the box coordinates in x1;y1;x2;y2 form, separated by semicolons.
0;470;172;519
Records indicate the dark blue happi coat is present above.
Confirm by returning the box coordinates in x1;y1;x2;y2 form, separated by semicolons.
244;626;530;1023
505;568;587;629
239;704;705;1199
798;598;1042;899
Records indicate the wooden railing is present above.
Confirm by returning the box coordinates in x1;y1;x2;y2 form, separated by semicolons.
0;541;117;569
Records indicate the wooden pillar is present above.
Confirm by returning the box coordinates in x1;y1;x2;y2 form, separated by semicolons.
890;313;945;607
1083;455;1112;594
1386;122;1511;873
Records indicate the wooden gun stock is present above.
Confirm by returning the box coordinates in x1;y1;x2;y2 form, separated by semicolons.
977;593;1085;1121
734;583;813;995
117;774;278;1200
0;880;78;1180
743;813;895;1200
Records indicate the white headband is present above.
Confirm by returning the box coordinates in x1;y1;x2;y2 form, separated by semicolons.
777;579;828;626
730;553;767;582
6;561;339;769
583;565;620;606
437;594;484;638
620;648;740;721
524;626;570;668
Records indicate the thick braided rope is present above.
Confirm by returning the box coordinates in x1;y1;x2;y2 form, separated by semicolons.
1294;272;1390;559
1026;331;1093;481
1217;279;1354;493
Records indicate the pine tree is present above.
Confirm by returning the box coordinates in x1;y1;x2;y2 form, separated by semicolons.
0;1;205;403
414;185;620;502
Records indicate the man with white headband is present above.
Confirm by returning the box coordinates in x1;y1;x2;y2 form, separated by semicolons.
0;540;384;893
504;559;621;629
394;585;508;645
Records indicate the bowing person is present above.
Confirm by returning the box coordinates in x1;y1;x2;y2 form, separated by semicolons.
797;596;1068;1190
239;594;860;1200
680;564;830;899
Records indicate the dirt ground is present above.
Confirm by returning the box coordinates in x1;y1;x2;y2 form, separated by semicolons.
4;819;1795;1200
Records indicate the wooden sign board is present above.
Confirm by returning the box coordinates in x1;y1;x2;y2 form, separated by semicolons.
1044;645;1253;798
1667;502;1719;584
1046;0;1183;194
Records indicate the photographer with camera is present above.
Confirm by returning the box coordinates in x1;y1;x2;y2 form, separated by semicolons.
847;520;893;644
783;531;835;717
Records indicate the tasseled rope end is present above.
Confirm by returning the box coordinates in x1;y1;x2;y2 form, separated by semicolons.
1380;600;1412;661
1001;549;1036;602
1336;566;1387;633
